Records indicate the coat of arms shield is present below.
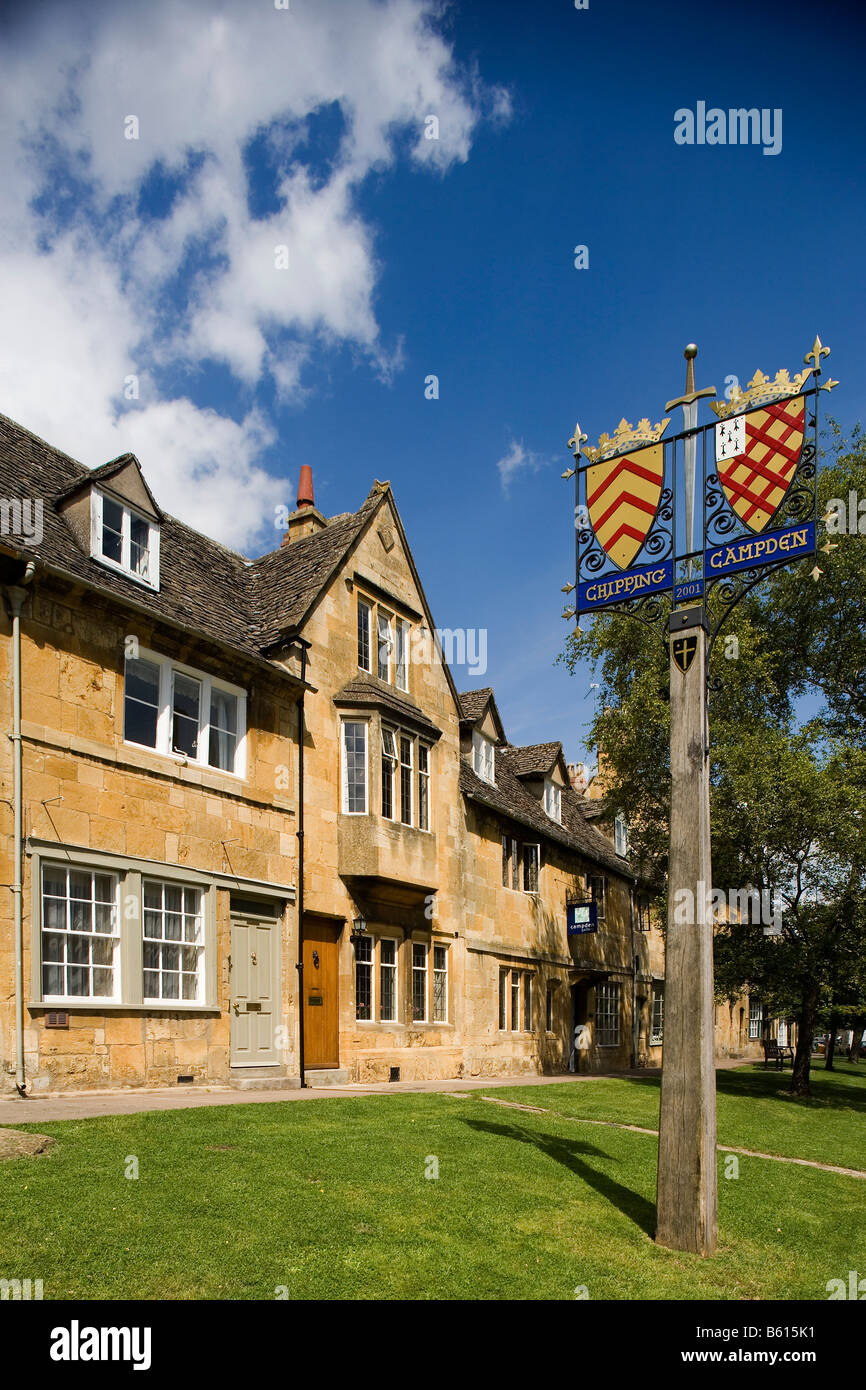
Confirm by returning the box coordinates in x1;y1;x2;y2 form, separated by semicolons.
714;395;805;533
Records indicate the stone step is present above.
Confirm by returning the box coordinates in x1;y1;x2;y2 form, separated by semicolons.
229;1068;300;1091
303;1068;350;1087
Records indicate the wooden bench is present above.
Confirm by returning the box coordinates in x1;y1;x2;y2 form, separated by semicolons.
763;1038;794;1070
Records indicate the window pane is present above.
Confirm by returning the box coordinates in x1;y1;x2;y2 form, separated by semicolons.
433;945;447;1022
355;936;372;1020
172;672;200;757
357;600;371;671
377;614;391;681
412;943;427;1021
499;969;507;1029
380;939;396;1021
396;619;409;691
209;688;238;771
523;974;532;1032
343;722;367;813
400;736;412;825
129;514;150;578
101;497;123;563
43;963;64;996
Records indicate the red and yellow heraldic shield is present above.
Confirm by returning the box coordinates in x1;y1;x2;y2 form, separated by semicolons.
715;395;805;533
586;443;665;571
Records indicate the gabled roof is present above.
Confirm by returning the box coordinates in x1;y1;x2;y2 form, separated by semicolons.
0;412;258;657
458;687;507;743
459;688;494;722
53;452;163;519
500;742;564;779
460;750;632;878
251;486;385;649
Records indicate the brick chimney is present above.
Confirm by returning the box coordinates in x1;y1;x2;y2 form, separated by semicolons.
281;466;327;546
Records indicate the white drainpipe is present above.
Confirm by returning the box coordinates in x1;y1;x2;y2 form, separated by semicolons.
8;562;35;1095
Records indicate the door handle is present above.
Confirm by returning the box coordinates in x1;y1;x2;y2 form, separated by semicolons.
250;952;257;965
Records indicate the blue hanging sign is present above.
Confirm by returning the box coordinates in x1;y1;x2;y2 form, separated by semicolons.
704;520;815;582
577;560;673;614
567;901;598;935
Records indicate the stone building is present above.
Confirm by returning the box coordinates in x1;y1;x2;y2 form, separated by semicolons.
0;410;663;1094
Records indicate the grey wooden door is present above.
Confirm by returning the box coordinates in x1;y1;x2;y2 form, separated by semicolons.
230;917;280;1067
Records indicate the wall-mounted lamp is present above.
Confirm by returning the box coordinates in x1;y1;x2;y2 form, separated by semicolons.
352;916;367;935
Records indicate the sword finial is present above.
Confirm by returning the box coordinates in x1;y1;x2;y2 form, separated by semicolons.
665;343;715;413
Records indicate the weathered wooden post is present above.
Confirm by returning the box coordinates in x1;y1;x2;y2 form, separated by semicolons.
655;604;717;1255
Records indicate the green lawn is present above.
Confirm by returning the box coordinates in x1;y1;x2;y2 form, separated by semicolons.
486;1061;866;1172
0;1064;863;1301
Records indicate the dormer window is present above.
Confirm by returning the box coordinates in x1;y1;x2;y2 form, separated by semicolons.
544;778;561;824
614;812;629;858
472;729;496;785
91;490;159;589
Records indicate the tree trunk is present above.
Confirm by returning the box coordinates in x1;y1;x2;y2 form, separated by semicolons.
848;1019;865;1063
792;985;819;1097
825;1011;839;1071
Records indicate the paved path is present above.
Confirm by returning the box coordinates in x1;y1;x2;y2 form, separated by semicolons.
0;1060;754;1125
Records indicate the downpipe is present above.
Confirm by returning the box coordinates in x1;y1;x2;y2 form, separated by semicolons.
6;561;36;1097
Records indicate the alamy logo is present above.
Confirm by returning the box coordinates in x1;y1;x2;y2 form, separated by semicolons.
826;1270;866;1299
0;1277;43;1299
674;103;782;156
0;497;43;544
50;1320;152;1371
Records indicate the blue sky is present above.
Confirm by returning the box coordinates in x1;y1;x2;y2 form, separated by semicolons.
1;0;863;763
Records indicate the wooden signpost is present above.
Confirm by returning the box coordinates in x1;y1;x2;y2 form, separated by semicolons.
565;339;830;1255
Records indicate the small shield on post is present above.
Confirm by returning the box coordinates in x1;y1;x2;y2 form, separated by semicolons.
672;634;698;674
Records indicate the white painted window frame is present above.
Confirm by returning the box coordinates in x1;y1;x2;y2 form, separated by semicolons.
142;878;205;1005
432;943;448;1023
412;941;428;1022
357;597;372;673
395;617;410;692
596;980;621;1047
123;646;247;778
354;933;374;1021
544;778;561;823
40;864;121;1005
377;610;393;683
472;729;496;785
650;983;664;1045
379;936;399;1022
341;719;369;815
91;489;160;590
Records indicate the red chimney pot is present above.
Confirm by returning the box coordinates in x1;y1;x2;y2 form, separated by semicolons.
297;465;315;510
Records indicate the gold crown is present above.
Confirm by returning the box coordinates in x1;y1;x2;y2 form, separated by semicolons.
709;366;813;420
582;416;670;463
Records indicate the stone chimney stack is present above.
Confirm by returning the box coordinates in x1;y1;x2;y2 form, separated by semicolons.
280;466;327;546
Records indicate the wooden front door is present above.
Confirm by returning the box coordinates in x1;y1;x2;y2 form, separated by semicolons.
230;917;280;1067
303;919;340;1069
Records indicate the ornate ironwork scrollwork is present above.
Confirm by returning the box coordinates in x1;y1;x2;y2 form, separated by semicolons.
705;473;740;547
777;439;817;526
644;487;674;561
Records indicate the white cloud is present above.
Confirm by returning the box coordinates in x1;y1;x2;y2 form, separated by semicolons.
0;0;509;551
496;438;552;496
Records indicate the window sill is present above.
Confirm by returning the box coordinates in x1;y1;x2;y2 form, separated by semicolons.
31;1001;220;1014
91;553;159;592
123;741;243;783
